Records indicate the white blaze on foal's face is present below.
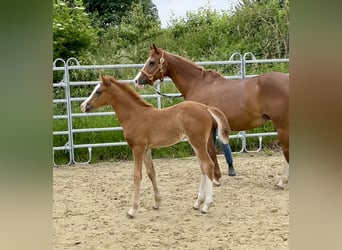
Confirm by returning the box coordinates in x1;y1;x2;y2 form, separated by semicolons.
80;84;100;112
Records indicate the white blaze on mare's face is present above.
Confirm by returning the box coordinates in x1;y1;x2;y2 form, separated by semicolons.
80;84;100;112
134;56;151;88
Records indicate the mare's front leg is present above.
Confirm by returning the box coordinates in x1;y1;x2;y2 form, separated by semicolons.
274;126;289;189
208;131;221;186
127;146;145;218
143;149;161;210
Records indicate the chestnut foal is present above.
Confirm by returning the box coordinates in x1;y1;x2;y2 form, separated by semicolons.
81;75;230;218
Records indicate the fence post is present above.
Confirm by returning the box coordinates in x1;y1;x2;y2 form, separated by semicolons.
229;52;243;79
65;58;81;165
242;52;256;78
52;58;73;165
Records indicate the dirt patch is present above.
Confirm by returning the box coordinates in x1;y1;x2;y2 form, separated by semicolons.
53;152;289;249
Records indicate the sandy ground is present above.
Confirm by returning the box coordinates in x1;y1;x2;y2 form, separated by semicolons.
53;151;289;249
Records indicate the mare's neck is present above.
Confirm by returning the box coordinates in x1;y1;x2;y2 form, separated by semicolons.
108;84;152;125
165;52;204;97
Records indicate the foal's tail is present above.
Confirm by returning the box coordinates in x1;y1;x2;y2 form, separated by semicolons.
207;107;230;144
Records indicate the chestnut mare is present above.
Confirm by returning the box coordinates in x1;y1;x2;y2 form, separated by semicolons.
80;75;230;218
134;44;289;188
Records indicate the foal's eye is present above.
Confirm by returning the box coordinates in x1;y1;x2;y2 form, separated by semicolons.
95;90;101;95
149;61;155;66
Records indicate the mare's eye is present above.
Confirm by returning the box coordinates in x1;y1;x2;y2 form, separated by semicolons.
149;61;155;66
95;90;101;95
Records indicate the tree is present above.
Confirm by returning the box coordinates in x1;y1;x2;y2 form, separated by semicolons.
83;0;159;28
230;0;289;58
53;0;98;60
96;2;161;64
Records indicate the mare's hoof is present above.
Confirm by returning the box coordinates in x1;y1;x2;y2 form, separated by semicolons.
152;206;159;210
201;209;208;214
193;206;199;210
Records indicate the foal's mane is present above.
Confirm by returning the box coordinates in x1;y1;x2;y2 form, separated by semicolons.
107;76;153;108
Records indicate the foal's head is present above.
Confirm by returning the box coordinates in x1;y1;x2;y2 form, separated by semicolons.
134;43;167;87
80;75;113;113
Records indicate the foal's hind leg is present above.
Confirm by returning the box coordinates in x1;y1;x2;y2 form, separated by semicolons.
207;132;222;186
191;144;214;213
143;149;161;210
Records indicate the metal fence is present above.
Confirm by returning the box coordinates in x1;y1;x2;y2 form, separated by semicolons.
53;53;289;166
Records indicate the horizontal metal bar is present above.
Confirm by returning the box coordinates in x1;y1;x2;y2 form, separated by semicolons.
53;131;69;135
53;83;65;87
71;112;115;117
53;146;70;151
73;127;123;133
53;99;66;104
52;67;65;71
53;112;115;119
59;75;243;89
69;94;172;103
73;142;128;148
245;58;289;64
53;127;123;135
244;132;277;137
196;60;241;66
54;59;288;72
67;64;144;70
53;115;67;119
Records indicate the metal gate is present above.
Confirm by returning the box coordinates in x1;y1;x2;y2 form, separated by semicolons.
53;53;288;166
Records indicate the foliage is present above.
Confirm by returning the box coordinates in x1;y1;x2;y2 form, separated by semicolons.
53;0;98;60
229;0;289;58
82;0;159;28
89;2;162;65
163;0;289;60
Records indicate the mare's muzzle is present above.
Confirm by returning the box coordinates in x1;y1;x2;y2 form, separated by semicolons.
134;77;150;87
81;102;92;113
85;103;92;112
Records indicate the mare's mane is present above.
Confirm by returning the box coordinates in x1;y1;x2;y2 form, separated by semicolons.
168;51;223;80
107;76;153;108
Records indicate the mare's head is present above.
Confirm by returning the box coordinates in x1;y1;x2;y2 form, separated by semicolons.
134;43;167;88
80;75;114;113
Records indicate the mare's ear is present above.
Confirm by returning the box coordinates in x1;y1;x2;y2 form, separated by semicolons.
151;43;160;54
99;74;111;87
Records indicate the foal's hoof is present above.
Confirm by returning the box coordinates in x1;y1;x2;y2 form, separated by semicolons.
274;183;285;190
127;213;135;219
213;179;221;187
152;206;159;210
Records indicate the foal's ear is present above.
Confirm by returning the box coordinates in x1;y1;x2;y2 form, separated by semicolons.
99;74;111;87
151;43;160;54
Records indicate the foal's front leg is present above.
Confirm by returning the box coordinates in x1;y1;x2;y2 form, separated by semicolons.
143;149;161;210
127;147;144;218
